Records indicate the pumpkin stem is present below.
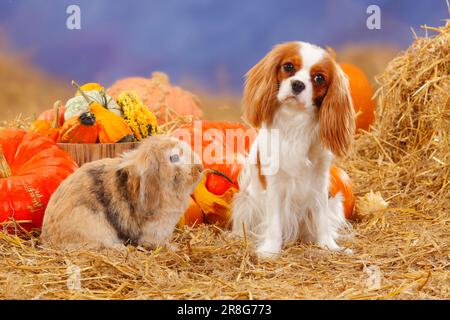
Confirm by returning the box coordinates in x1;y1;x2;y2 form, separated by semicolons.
99;90;109;108
52;100;61;129
0;145;12;178
72;81;93;105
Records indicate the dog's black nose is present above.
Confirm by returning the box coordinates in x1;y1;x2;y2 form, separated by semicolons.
291;80;305;94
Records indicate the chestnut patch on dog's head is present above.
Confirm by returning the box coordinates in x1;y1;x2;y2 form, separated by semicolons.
310;57;333;108
243;42;302;127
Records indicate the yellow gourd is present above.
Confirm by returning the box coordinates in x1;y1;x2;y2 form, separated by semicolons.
75;83;104;94
117;91;158;141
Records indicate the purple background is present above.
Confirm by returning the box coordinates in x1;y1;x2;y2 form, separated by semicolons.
0;0;447;92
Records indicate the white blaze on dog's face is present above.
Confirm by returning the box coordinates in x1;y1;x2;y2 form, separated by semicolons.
243;41;355;157
276;43;328;110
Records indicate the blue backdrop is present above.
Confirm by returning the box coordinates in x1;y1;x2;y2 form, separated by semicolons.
0;0;447;91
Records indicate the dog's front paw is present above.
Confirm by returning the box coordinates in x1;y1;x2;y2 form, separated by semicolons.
256;241;281;259
318;237;341;251
317;239;353;254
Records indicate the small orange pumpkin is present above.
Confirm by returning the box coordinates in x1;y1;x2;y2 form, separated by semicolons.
29;101;63;142
192;173;237;228
178;197;204;228
205;154;242;195
339;62;376;132
329;165;355;219
174;121;255;228
38;104;66;127
58;112;99;144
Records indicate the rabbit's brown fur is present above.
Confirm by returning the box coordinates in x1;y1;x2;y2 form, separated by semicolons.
41;136;202;249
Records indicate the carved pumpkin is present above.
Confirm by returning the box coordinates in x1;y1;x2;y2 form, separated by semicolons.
108;72;203;122
329;165;355;219
29;101;62;142
339;62;376;132
0;129;78;230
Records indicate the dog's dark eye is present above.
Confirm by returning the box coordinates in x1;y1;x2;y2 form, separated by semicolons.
314;74;325;85
283;63;295;73
170;154;180;163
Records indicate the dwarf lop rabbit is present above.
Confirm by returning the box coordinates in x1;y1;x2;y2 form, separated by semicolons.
41;136;203;249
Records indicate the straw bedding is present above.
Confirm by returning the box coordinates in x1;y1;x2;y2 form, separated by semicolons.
0;22;449;300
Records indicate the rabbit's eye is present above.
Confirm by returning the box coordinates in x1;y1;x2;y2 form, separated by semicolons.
170;154;180;163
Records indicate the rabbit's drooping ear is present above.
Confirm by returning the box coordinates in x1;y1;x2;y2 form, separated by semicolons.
119;148;160;214
139;165;161;214
319;62;355;157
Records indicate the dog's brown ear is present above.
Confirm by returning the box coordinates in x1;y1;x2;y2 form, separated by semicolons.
243;43;299;128
319;62;355;157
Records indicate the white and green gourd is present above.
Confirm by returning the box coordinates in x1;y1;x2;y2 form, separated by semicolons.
65;91;123;121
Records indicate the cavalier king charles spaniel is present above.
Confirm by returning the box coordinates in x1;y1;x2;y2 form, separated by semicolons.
232;41;355;258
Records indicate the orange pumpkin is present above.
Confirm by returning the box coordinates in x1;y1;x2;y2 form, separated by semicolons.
29;101;62;142
329;165;355;219
173;121;256;228
58;112;99;144
178;197;204;228
339;62;376;132
192;174;237;228
205;154;242;195
173;121;255;197
108;72;203;123
38;104;66;127
0;129;78;230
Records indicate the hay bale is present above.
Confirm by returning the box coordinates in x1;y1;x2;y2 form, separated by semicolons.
375;21;449;161
349;21;449;216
